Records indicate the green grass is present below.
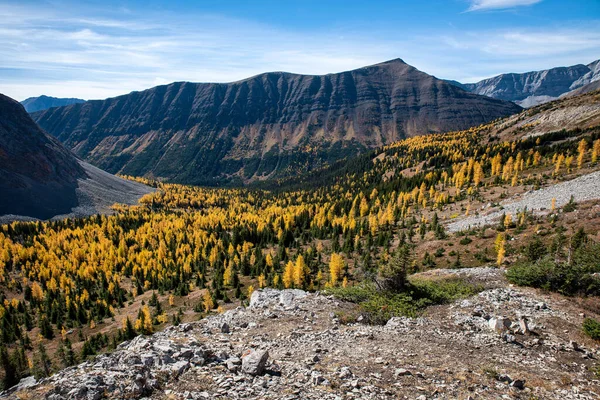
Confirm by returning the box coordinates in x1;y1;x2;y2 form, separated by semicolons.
326;277;482;325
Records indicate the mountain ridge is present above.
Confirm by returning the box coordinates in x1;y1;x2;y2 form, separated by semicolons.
0;93;153;221
451;59;600;107
20;95;85;113
31;58;521;185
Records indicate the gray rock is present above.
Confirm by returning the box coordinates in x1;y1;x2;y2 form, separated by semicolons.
310;371;330;386
489;317;511;333
227;357;242;372
220;322;230;334
518;317;530;334
394;368;412;377
338;366;353;379
241;350;269;376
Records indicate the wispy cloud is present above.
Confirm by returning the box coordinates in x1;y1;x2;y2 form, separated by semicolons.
466;0;543;12
0;1;596;100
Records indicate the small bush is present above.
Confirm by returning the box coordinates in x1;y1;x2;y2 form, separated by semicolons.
563;195;577;212
326;278;481;325
507;242;600;296
583;318;600;340
459;237;473;245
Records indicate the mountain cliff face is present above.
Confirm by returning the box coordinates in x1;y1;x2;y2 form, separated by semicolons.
20;95;85;113
458;60;600;107
0;93;153;221
32;59;521;185
0;94;84;219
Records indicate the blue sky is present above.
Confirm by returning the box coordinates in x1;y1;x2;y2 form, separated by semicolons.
1;0;599;101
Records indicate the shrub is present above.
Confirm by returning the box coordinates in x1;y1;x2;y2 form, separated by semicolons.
583;318;600;340
326;278;481;325
507;242;600;296
459;237;473;245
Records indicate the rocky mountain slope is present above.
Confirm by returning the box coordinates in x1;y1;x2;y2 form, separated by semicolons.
5;281;599;400
0;93;153;221
20;95;85;113
452;59;600;108
31;59;521;185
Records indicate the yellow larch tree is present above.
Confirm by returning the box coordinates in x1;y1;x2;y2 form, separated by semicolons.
329;253;344;287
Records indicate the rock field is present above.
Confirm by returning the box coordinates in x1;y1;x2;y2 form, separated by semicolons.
447;170;600;232
3;275;600;399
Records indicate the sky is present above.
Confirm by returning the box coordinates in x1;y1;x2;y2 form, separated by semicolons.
1;0;599;101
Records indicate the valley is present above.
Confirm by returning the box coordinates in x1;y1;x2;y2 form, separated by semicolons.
1;87;600;398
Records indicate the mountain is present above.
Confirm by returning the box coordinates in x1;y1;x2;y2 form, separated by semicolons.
21;95;85;113
563;79;600;98
31;59;522;185
452;59;600;107
0;94;152;221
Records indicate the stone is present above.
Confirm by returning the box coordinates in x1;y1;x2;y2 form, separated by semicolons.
511;379;526;390
489;317;511;333
170;360;190;377
220;322;230;334
394;368;412;377
570;341;580;351
227;357;242;372
13;376;37;391
503;333;516;343
241;349;269;376
311;371;329;386
518;317;530;334
338;366;353;379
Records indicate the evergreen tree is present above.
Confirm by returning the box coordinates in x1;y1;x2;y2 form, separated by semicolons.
32;342;52;379
0;345;17;390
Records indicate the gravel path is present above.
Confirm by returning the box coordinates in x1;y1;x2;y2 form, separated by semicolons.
448;170;600;232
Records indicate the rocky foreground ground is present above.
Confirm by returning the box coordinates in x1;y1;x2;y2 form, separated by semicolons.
3;269;600;400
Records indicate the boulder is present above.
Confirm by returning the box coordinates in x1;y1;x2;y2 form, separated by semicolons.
241;349;269;376
489;317;511;333
249;288;307;309
338;366;353;379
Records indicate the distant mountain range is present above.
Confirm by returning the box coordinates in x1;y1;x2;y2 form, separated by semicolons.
0;93;152;221
21;95;85;113
450;59;600;107
31;59;521;185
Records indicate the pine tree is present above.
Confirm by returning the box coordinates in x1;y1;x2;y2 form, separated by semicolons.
0;345;17;390
32;342;52;379
378;244;411;292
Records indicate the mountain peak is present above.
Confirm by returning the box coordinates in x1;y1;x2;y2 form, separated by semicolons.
21;95;85;113
31;59;520;186
452;59;600;107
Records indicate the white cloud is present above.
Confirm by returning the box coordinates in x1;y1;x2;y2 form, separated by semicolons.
467;0;543;12
0;2;597;100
